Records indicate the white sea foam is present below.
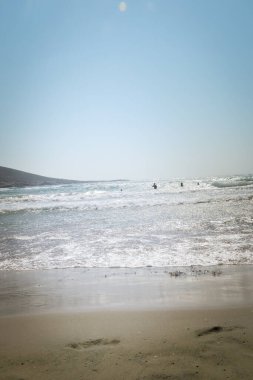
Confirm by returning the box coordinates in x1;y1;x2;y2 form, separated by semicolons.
0;176;252;270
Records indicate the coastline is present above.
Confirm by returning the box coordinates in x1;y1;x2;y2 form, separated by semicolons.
0;265;253;379
1;264;253;316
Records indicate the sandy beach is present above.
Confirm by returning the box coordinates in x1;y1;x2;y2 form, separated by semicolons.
0;265;253;379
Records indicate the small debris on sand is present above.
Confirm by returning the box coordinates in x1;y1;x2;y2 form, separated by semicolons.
169;271;186;277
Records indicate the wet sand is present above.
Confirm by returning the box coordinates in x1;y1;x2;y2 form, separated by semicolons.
0;265;253;379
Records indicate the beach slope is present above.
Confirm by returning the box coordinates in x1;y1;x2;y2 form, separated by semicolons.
0;308;253;380
0;266;253;379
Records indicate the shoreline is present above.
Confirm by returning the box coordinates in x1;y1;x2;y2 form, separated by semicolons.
1;264;253;317
1;265;253;379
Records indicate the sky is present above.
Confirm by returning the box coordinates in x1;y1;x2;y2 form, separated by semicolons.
0;0;252;180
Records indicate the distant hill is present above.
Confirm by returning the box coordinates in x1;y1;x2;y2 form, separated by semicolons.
0;166;83;188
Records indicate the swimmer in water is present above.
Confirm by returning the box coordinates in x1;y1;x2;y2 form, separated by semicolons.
152;182;157;189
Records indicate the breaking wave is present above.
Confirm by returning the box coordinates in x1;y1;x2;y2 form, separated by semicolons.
212;175;253;188
1;176;253;270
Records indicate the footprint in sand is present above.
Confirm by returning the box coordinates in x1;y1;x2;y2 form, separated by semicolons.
196;325;242;337
67;338;120;350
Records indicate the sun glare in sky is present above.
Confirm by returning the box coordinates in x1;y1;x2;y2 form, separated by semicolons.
118;2;127;12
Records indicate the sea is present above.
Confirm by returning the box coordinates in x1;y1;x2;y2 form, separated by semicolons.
0;175;252;271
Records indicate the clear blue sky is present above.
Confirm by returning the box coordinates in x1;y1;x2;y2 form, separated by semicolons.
0;0;252;180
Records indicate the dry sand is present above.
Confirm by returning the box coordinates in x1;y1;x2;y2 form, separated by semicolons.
0;266;253;379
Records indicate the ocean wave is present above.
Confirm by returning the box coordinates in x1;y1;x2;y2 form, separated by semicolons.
212;175;253;188
1;177;253;271
0;193;252;215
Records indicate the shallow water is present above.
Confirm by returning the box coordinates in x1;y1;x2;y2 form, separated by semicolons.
1;266;253;315
0;175;252;270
